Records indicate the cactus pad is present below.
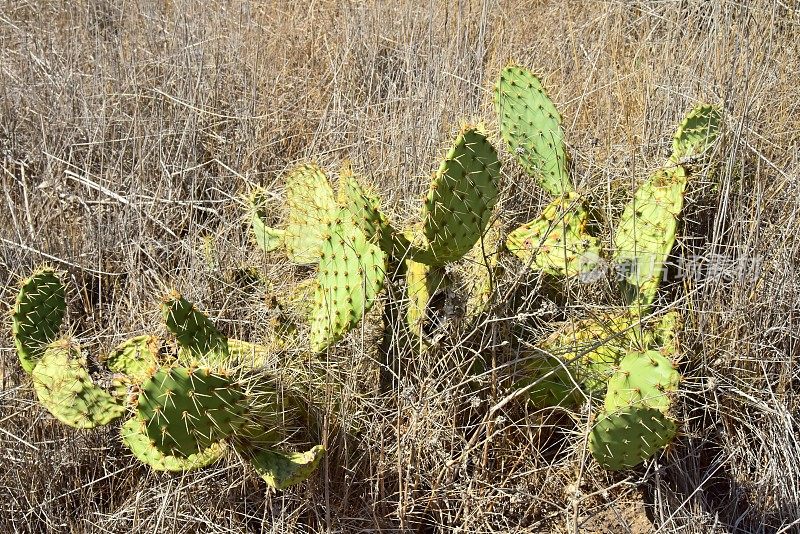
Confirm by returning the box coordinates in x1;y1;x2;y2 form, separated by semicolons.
121;418;225;472
32;340;125;428
105;335;161;383
605;350;679;413
162;292;229;366
671;104;721;162
12;268;66;373
249;188;285;253
516;353;584;408
589;406;677;470
506;193;601;278
283;163;338;263
413;127;501;266
309;210;387;352
405;258;448;338
136;366;247;457
338;163;393;249
494;65;572;196
249;445;325;490
613;165;687;309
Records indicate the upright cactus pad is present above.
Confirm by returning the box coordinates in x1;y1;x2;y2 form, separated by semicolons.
494;65;572;196
605;350;679;413
613;165;687;309
506;193;601;278
309;210;387;352
589;405;677;470
414;127;501;266
136;366;247;457
121;418;225;472
162;292;229;365
671;104;721;162
338;163;393;248
32;340;125;428
105;335;161;383
249;445;325;490
12;268;66;373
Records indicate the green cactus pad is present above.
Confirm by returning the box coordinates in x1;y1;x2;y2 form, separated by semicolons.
605;350;679;413
121;418;225;472
613;165;687;309
494;65;572;196
671;104;721;162
412;127;501;266
506;192;601;278
32;340;125;428
515;353;584;408
589;406;677;470
309;210;387;352
249;188;285;253
249;445;325;490
12;268;66;374
105;335;161;383
162;292;229;366
405;258;448;338
338;163;393;249
136;366;247;457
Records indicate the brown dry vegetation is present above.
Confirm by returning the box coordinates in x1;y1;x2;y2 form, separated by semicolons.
1;0;799;532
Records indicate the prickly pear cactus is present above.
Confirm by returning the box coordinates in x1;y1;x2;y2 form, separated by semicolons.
136;366;247;457
671;104;721;162
162;292;229;365
463;219;503;318
309;209;387;351
405;258;448;339
32;339;125;429
105;335;161;383
121;418;225;472
494;65;572;196
589;405;677;470
411;126;501;266
506;192;601;279
249;188;285;253
338;163;393;249
250;163;337;264
605;350;679;413
12;268;66;373
249;445;325;490
515;353;584;408
613;165;687;309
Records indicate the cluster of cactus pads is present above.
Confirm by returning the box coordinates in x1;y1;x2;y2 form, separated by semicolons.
496;65;720;469
11;64;721;483
11;269;323;489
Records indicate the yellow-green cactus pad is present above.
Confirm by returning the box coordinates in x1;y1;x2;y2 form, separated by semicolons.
404;258;448;339
249;445;325;490
105;335;161;383
670;104;721;162
121;418;225;472
506;192;601;278
310;210;387;352
162;292;229;366
613;165;687;310
12;268;66;374
494;65;572;196
249;188;285;253
32;340;125;428
589;406;677;471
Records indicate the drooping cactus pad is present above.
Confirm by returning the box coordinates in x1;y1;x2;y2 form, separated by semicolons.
249;445;325;490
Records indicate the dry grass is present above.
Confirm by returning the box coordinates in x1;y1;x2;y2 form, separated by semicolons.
1;0;799;532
